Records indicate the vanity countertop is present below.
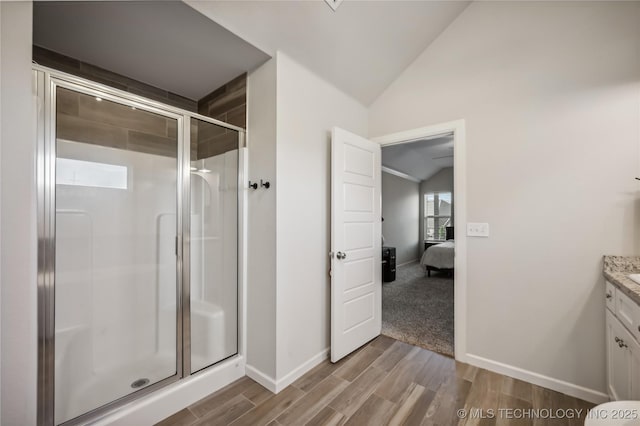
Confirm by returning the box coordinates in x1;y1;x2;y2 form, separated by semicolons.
603;255;640;305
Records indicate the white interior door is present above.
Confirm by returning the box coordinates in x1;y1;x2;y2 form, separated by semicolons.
330;127;382;363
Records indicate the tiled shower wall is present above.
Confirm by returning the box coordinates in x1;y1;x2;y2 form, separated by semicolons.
56;87;178;158
195;74;246;160
197;74;246;129
34;46;198;112
35;46;247;160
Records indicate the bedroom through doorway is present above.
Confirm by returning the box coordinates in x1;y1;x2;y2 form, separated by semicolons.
380;133;455;357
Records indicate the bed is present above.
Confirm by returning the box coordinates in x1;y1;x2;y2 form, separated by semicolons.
420;227;455;277
420;240;455;277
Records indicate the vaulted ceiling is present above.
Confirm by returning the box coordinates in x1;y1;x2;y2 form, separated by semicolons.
33;1;470;105
186;0;470;105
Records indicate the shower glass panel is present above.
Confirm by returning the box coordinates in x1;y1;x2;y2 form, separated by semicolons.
54;87;178;424
189;118;238;373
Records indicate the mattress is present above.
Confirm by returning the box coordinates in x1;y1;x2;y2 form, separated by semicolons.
420;240;455;269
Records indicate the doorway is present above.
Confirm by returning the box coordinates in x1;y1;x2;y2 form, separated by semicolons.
380;135;454;355
373;121;467;361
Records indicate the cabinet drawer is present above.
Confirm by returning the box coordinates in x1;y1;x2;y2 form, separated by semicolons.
606;281;616;312
615;288;640;341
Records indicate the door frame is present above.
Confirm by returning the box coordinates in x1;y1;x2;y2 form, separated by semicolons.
372;119;467;361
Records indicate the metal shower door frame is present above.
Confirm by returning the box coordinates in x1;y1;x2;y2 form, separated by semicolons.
34;64;246;426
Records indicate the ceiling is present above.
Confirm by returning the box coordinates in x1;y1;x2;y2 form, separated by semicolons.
186;0;470;105
33;1;271;100
382;136;453;182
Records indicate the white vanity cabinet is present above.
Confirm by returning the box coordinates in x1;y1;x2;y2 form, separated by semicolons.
605;282;640;401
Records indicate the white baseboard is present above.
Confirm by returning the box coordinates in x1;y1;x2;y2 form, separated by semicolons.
397;258;419;268
95;356;245;425
246;348;329;394
464;353;609;405
275;348;329;393
245;364;277;393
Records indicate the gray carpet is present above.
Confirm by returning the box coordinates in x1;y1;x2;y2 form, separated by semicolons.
382;261;454;357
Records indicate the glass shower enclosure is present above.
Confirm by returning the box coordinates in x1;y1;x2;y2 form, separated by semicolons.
35;67;243;425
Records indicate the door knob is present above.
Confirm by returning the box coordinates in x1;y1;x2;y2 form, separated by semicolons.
336;251;347;260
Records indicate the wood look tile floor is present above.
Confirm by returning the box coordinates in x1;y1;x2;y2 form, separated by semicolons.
157;336;594;426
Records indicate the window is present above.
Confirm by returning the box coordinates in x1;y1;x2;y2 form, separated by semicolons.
57;158;128;189
425;192;451;241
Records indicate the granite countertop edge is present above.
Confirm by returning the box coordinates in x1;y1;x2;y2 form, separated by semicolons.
603;255;640;306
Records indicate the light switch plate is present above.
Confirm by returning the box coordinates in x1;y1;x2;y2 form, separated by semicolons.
467;223;489;237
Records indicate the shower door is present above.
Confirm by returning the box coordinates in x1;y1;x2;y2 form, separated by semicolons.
48;83;183;425
186;118;239;374
37;67;244;426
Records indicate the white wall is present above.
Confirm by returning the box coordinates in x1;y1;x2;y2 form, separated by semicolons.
275;52;368;383
370;1;640;399
0;2;37;425
0;5;3;421
381;172;420;265
0;4;3;421
419;167;454;245
246;58;278;380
